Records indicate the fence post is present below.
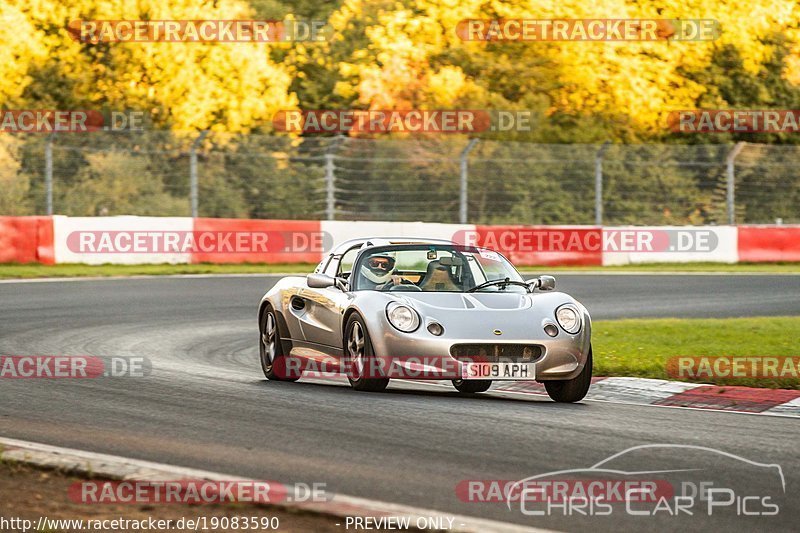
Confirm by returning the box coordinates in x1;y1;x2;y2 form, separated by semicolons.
459;138;479;224
45;133;54;215
189;130;209;218
725;142;746;225
594;141;610;226
323;135;346;221
325;152;335;221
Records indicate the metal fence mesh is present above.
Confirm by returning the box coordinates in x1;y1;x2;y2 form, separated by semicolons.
1;131;798;224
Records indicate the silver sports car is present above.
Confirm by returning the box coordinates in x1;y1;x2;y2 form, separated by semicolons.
258;238;593;402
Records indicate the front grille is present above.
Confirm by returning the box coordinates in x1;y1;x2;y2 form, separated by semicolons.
450;344;543;363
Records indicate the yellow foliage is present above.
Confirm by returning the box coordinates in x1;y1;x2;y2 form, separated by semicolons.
5;0;298;132
320;0;800;135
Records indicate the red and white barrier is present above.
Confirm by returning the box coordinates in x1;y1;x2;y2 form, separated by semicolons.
601;226;738;265
321;220;474;248
0;216;54;264
53;216;193;265
194;218;322;264
465;225;602;266
738;225;800;263
0;216;797;266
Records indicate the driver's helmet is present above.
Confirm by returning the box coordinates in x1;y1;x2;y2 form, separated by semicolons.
358;239;396;285
360;253;396;284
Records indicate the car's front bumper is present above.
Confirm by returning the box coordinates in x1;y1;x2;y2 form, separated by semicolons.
368;307;592;381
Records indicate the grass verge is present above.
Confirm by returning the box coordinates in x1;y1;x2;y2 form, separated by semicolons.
1;261;799;279
594;316;800;389
0;263;316;279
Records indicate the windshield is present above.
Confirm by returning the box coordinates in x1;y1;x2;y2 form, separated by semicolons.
351;244;525;292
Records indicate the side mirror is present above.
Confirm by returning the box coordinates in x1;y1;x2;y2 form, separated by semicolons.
307;273;336;289
537;275;556;291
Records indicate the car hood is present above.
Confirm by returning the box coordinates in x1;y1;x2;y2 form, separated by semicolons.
395;291;533;311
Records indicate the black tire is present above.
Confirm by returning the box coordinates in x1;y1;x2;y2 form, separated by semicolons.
345;313;389;392
544;348;593;403
451;379;492;393
259;306;300;382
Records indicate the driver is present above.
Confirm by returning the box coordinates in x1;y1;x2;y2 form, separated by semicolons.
360;254;403;290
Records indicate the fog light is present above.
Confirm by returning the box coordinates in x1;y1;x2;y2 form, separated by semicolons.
427;322;444;336
544;323;559;337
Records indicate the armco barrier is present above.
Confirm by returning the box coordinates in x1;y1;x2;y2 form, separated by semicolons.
0;216;798;266
738;226;800;262
0;216;54;264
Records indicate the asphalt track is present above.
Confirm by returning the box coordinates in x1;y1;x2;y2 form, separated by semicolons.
1;274;799;532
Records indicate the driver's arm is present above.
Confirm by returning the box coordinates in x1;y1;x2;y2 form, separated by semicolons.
377;273;403;290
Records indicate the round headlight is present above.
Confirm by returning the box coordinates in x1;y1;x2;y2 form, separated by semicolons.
555;305;581;334
386;303;420;332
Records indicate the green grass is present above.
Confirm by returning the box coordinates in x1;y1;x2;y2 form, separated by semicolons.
594;317;800;389
0;262;316;279
1;261;798;279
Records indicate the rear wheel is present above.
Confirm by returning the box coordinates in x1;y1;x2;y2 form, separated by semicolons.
260;306;300;382
345;314;389;392
451;379;492;393
544;348;592;403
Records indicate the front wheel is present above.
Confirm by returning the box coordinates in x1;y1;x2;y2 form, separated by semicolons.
451;379;492;393
544;348;593;403
260;307;300;382
345;314;389;392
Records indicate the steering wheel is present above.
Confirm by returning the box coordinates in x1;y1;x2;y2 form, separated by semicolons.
388;279;422;292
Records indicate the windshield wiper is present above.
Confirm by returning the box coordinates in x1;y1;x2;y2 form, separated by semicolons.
467;277;530;293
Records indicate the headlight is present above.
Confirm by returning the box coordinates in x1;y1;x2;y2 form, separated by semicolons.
555;305;581;334
386;302;420;332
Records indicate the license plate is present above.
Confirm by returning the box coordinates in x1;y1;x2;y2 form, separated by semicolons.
460;362;536;380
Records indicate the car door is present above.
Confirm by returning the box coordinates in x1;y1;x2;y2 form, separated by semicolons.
294;246;359;350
